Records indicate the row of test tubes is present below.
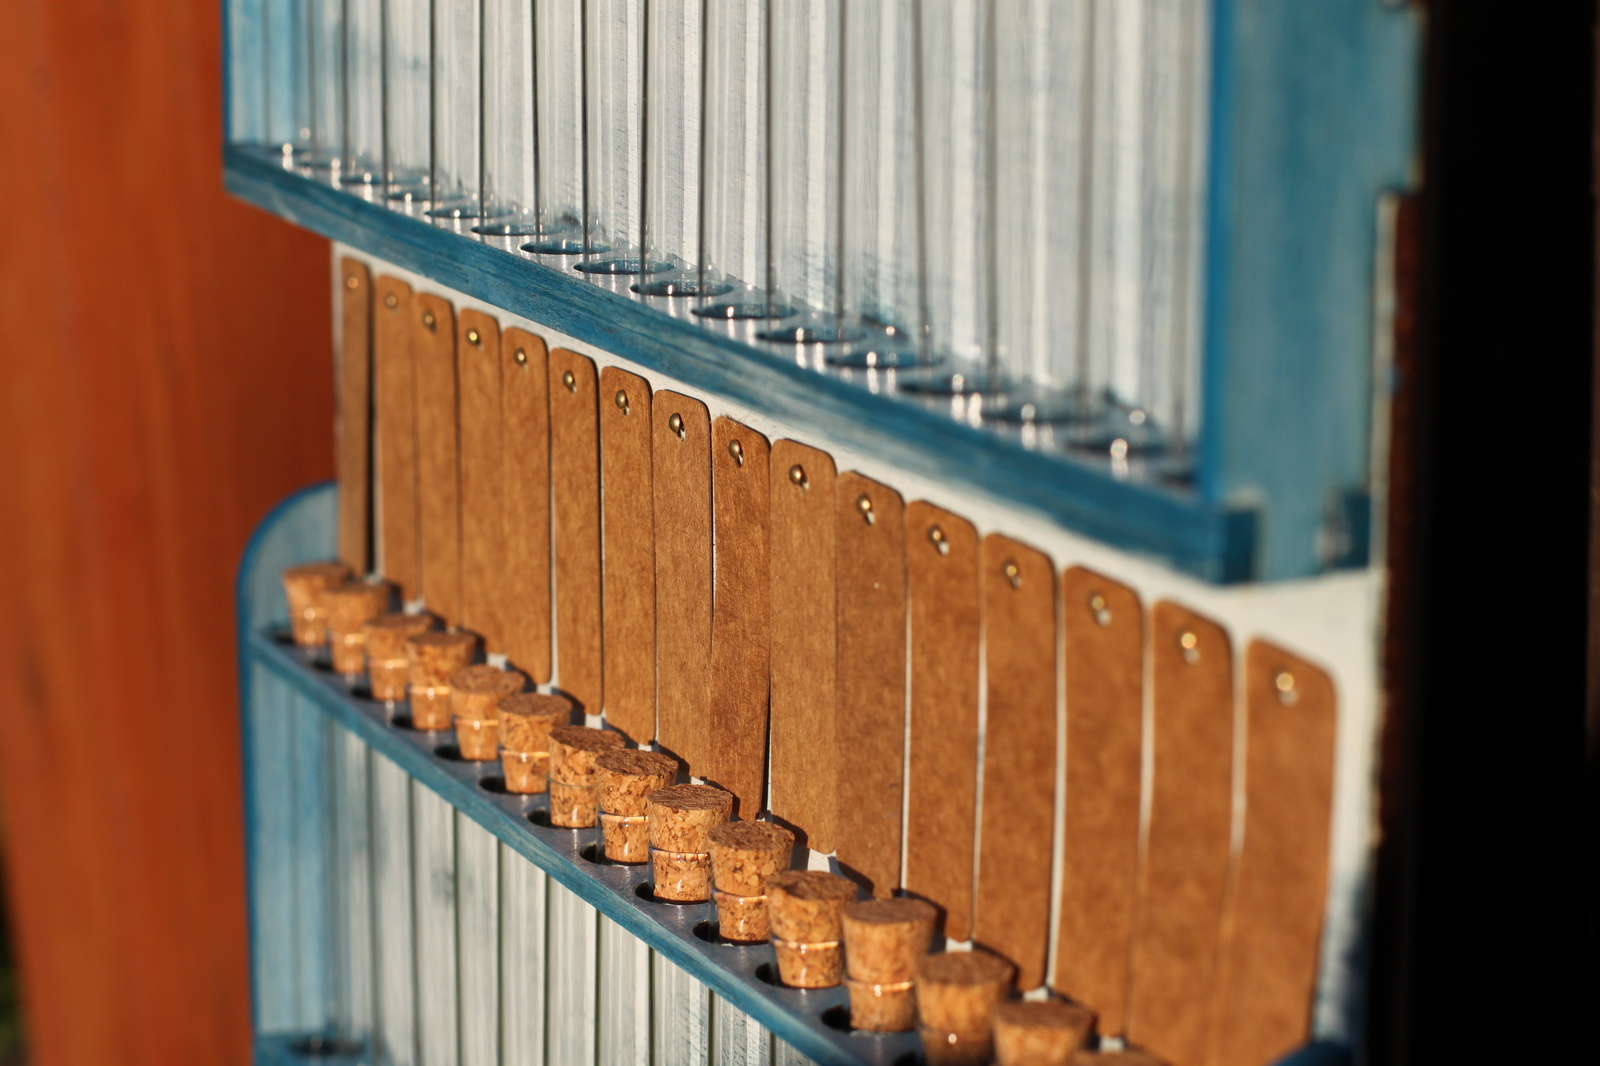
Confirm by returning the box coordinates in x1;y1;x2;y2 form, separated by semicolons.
230;0;1211;464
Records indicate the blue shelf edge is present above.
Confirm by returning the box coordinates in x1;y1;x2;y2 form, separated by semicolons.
224;146;1256;583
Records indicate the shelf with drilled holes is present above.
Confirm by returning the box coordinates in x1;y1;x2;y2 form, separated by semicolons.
225;145;1255;583
247;628;918;1066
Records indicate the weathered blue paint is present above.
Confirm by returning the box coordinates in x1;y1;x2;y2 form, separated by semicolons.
1199;0;1420;578
224;149;1256;582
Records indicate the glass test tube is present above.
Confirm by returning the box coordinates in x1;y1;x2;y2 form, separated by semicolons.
477;0;539;234
228;0;266;144
430;0;483;217
265;0;310;157
341;0;385;185
525;0;586;252
579;0;658;273
692;0;770;317
826;0;923;366
385;0;432;200
634;0;708;296
757;0;845;343
305;0;344;169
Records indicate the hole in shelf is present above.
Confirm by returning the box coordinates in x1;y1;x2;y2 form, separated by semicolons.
348;681;373;701
821;1005;903;1039
633;881;707;907
478;776;509;794
580;842;646;867
434;744;466;761
692;920;764;947
289;1035;365;1058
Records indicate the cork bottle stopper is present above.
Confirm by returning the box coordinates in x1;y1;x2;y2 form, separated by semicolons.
498;692;575;749
362;613;435;701
495;692;575;795
594;749;679;863
646;784;733;901
707;821;795;943
405;631;479;730
766;871;857;989
547;726;626;828
322;580;392;674
915;950;1016;1036
841;898;938;1033
992;1001;1095;1066
282;561;352;646
1067;1053;1165;1066
450;664;527;721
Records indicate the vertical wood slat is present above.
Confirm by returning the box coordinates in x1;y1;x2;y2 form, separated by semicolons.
1055;567;1144;1033
549;349;603;711
502;328;553;682
1126;601;1235;1065
1208;643;1337;1066
653;393;713;774
599;367;657;743
371;754;418;1066
903;502;981;942
374;276;421;600
500;847;548;1066
414;294;462;623
458;310;506;650
337;258;373;574
834;472;907;897
708;417;771;819
768;441;839;853
973;535;1057;990
413;784;460;1066
456;816;500;1066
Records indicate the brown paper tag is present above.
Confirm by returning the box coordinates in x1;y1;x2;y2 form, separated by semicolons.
373;275;419;600
413;293;461;623
548;349;602;713
501;328;552;682
653;392;712;774
337;258;373;574
458;310;504;650
599;366;656;744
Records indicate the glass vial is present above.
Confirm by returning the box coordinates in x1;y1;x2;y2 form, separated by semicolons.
341;0;384;186
430;0;484;217
634;0;708;296
385;0;432;201
525;0;586;252
477;0;539;234
579;0;659;273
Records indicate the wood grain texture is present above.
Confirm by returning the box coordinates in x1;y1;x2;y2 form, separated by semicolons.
413;294;461;624
768;441;839;853
549;349;602;712
1126;602;1235;1066
374;275;421;600
653;393;712;774
1207;643;1336;1066
834;473;907;896
599;367;655;744
903;502;980;942
708;418;771;819
457;310;504;650
501;328;552;682
973;535;1057;990
0;3;333;1060
337;258;373;574
1055;567;1144;1032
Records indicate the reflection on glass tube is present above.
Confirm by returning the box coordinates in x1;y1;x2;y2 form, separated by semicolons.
634;0;705;295
580;0;659;273
385;0;431;200
478;0;538;234
526;0;586;253
429;0;483;218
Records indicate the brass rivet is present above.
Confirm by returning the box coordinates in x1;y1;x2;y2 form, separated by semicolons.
728;439;744;466
1179;630;1200;664
466;328;481;345
856;494;874;524
513;348;528;367
1003;560;1021;588
668;412;685;439
789;464;807;489
384;293;399;309
928;524;948;555
614;389;630;414
1089;593;1111;627
422;310;436;330
345;275;360;290
1275;671;1299;705
562;369;577;393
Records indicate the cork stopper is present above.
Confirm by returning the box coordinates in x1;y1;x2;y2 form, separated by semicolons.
362;613;434;701
547;726;625;828
993;1001;1094;1066
915;950;1016;1065
322;580;392;674
841;898;938;1032
282;562;352;646
766;871;857;989
496;693;575;794
646;784;733;901
707;821;795;942
404;631;478;730
1067;1054;1165;1066
448;665;526;759
596;749;680;863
